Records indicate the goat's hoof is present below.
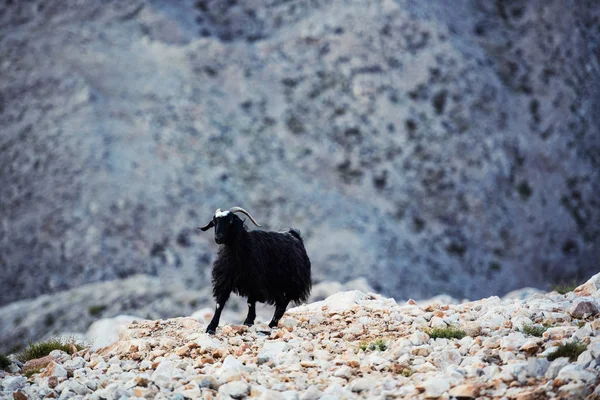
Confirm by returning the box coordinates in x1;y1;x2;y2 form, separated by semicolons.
243;320;254;327
268;322;278;329
206;327;216;335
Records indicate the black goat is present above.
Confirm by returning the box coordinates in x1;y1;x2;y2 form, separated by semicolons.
198;207;312;334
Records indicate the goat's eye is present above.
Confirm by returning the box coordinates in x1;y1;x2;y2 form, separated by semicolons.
229;219;233;224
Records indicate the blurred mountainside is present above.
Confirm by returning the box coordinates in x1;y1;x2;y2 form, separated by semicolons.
1;0;599;306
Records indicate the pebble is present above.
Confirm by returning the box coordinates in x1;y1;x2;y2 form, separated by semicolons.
218;381;249;398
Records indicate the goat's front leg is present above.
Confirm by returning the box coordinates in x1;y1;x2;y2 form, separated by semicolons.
206;291;230;334
243;298;256;327
268;300;289;328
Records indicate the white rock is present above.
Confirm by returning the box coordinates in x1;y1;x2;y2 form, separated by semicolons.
430;316;447;328
432;349;462;368
86;315;141;350
194;334;223;351
545;357;570;379
558;382;587;397
576;350;594;367
257;389;285;400
526;357;550;377
219;381;249;398
1;376;27;392
299;385;322;400
420;377;450;398
45;361;68;378
69;380;92;395
573;324;592;341
63;357;86;371
218;355;243;382
409;331;429;345
588;341;600;358
258;341;289;364
49;350;70;363
281;317;298;328
350;377;376;392
177;381;201;399
333;365;352;378
281;390;300;400
557;364;597;383
499;332;526;351
151;359;173;388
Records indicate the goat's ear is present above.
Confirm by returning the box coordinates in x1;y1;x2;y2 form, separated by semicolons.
198;220;215;231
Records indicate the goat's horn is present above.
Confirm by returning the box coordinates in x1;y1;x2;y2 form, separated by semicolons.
229;207;262;227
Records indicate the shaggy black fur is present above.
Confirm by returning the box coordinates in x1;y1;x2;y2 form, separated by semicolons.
199;211;311;334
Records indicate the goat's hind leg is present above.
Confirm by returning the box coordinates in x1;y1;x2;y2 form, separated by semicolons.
243;298;256;327
268;299;289;328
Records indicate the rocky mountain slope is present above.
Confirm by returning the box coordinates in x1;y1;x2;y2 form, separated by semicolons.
2;273;600;399
1;0;599;306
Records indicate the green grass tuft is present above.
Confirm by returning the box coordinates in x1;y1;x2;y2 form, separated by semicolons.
426;326;467;340
24;367;43;378
521;324;548;337
359;339;387;352
18;338;85;362
0;354;11;371
547;341;587;362
88;304;106;317
553;282;579;294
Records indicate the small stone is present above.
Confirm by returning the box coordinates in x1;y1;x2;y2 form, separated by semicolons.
500;332;526;351
556;364;597;383
543;326;577;340
2;376;27;392
257;389;284;400
218;381;249;399
350;377;375;392
177;381;201;398
557;382;587;397
63;357;86;371
195;374;219;390
281;390;299;400
576;350;593;367
411;345;431;356
70;380;92;395
409;331;429;345
258;341;289;365
430;316;447;328
545;357;570;379
195;335;223;351
281;317;298;328
151;359;173;388
333;365;352;378
40;361;68;379
300;385;322;400
13;391;27;400
569;301;599;319
175;346;189;356
526;357;549;377
419;377;450;398
520;340;539;355
22;355;55;372
448;383;480;399
218;355;243;382
48;376;59;389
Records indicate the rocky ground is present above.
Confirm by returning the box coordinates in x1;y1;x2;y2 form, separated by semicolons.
2;274;599;399
0;276;374;354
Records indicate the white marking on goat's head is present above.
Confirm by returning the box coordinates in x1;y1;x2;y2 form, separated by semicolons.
215;208;230;218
